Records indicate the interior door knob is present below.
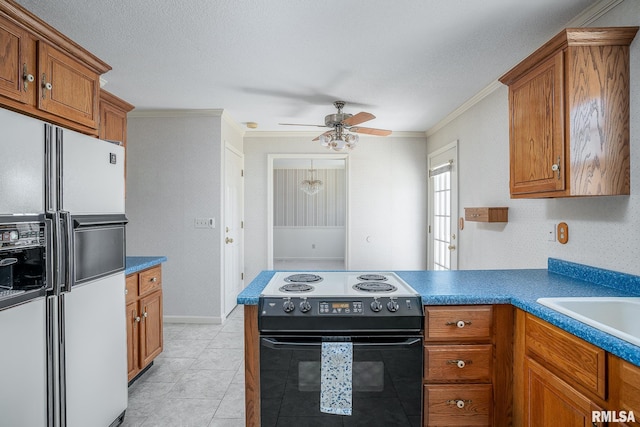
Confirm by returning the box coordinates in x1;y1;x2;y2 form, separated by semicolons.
448;244;456;250
225;237;234;244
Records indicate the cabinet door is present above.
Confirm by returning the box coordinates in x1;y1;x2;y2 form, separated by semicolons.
525;358;603;427
38;42;99;128
126;300;140;381
0;17;29;103
509;51;565;196
139;290;163;367
99;99;127;146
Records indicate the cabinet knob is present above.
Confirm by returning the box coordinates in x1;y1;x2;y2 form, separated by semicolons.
150;277;157;282
446;320;471;328
23;64;34;91
41;73;52;99
446;399;471;409
551;156;561;180
447;359;470;369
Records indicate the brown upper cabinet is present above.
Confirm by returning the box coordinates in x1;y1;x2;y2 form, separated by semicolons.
499;27;638;198
99;89;135;147
0;0;111;133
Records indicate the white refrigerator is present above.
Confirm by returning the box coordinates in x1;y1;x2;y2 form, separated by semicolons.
0;107;128;427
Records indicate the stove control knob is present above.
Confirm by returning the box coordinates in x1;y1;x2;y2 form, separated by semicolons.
370;299;383;312
299;300;312;313
283;299;295;313
387;299;399;312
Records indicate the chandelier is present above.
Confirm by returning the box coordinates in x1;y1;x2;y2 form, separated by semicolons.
300;160;323;196
318;125;359;151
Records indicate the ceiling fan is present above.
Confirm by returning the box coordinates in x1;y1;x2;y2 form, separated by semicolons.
279;101;392;151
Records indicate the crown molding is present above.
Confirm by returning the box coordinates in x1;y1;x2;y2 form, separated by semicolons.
221;110;246;136
425;0;624;138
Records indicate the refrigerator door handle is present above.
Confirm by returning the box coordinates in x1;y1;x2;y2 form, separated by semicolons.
58;293;67;427
44;124;56;213
56;127;64;211
61;211;73;294
44;216;56;293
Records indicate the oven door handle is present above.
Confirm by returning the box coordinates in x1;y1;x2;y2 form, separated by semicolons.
261;337;422;350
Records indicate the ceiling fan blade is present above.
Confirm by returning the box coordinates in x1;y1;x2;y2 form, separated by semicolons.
279;123;327;128
342;112;375;126
350;127;392;137
312;130;333;141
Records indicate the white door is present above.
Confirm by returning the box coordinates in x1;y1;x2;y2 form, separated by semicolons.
428;142;458;270
223;146;244;317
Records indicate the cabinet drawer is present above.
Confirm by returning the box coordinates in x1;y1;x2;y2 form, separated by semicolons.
125;274;138;303
139;266;162;296
425;306;493;341
525;314;606;400
424;384;492;426
425;344;492;382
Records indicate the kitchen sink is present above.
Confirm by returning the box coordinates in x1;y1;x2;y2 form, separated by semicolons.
536;297;640;347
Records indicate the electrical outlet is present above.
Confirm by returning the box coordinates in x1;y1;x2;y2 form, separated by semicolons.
547;224;556;242
195;218;215;229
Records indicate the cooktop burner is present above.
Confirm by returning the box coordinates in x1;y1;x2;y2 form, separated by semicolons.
353;282;398;293
279;283;315;293
357;274;388;281
261;271;418;298
284;274;323;283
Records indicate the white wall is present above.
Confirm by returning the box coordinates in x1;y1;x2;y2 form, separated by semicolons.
244;133;428;282
426;0;640;274
126;111;225;321
274;227;345;259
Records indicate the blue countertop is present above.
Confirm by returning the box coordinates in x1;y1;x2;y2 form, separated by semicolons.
237;258;640;366
125;256;167;275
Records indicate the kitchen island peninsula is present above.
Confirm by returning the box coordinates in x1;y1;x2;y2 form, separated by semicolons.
238;258;640;426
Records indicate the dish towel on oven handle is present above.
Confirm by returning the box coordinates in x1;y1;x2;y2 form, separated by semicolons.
320;341;353;416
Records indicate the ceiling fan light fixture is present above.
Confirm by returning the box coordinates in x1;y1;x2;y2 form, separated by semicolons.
319;134;331;146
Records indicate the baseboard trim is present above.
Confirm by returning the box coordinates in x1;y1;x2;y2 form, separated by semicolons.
163;315;222;324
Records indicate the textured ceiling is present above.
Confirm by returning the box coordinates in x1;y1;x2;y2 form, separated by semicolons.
15;0;604;133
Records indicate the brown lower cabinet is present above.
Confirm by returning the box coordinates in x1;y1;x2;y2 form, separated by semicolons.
516;309;640;427
243;304;640;427
422;305;513;426
126;265;163;382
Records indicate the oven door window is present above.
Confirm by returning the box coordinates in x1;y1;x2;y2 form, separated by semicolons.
260;335;422;427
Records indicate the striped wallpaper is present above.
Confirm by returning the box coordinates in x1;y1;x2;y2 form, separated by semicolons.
273;168;346;226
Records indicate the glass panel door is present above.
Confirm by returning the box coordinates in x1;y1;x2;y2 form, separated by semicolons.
428;142;458;270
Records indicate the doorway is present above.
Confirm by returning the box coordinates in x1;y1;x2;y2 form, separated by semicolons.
267;154;349;270
428;141;458;270
223;144;244;318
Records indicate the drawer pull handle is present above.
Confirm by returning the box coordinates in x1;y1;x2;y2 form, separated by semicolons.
446;320;472;328
447;359;471;369
446;399;472;409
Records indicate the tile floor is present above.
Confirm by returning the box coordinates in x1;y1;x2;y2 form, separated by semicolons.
121;307;246;427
